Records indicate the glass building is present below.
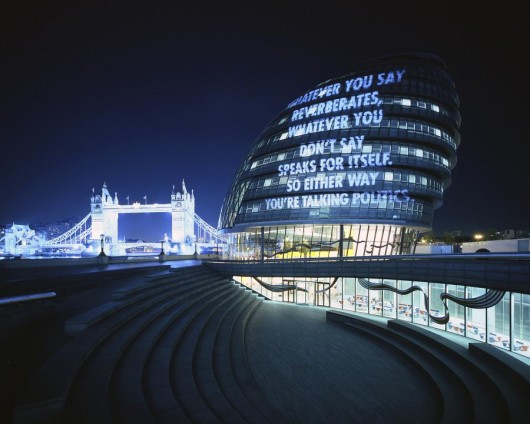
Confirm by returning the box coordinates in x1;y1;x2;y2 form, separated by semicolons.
214;53;530;358
218;53;461;259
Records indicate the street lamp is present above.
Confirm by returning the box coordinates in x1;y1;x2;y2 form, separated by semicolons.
474;234;484;241
160;240;165;255
99;234;106;256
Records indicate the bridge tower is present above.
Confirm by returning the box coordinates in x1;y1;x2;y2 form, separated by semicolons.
90;182;119;244
171;180;195;244
89;181;195;245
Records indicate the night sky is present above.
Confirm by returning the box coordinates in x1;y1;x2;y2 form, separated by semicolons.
1;1;528;239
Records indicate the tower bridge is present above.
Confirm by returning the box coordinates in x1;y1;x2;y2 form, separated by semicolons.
2;181;224;256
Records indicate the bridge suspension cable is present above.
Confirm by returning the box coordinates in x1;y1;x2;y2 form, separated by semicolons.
44;213;92;245
194;213;225;243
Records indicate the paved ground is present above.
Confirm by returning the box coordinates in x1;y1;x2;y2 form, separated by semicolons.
246;302;441;424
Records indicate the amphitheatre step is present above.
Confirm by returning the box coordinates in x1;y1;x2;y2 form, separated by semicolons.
14;270;227;423
386;318;508;423
336;311;515;423
228;298;287;423
0;265;170;297
112;270;222;301
327;310;478;423
145;264;210;283
467;343;530;423
231;279;267;299
65;272;222;334
142;281;240;422
193;289;257;423
109;280;233;423
212;295;273;424
469;342;530;386
170;286;242;423
65;278;230;423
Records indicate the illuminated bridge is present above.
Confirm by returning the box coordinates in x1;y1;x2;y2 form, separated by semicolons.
2;181;224;256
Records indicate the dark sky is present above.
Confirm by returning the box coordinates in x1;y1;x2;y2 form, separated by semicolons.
1;1;529;238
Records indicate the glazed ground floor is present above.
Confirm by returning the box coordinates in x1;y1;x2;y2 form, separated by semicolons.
234;275;530;358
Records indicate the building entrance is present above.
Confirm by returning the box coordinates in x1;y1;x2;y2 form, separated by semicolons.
295;281;314;305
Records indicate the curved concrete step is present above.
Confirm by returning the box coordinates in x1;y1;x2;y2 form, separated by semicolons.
193;289;256;423
68;273;222;333
109;280;232;423
212;295;272;424
143;282;240;423
343;321;450;422
387;319;513;423
14;272;225;423
229;300;287;423
144;265;212;284
170;286;242;423
468;343;530;423
329;311;509;424
63;279;229;422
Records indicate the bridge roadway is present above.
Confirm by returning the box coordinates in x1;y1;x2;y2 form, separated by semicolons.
203;253;530;294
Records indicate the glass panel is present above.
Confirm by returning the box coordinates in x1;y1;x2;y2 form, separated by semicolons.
397;280;412;322
513;293;530;357
355;278;369;313
369;284;383;316
343;278;355;311
487;292;510;350
331;278;344;310
382;280;397;318
445;285;465;335
466;287;486;342
316;280;330;307
270;277;284;302
429;282;445;330
412;282;428;326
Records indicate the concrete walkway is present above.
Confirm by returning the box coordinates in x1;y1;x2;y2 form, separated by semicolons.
0;259;202;284
246;302;440;424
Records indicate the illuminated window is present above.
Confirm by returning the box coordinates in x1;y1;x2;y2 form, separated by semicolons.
402;99;411;106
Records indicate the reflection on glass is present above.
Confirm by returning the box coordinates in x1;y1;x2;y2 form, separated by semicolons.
466;287;486;342
232;275;529;358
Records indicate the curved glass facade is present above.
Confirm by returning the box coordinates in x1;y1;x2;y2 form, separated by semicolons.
232;275;530;358
219;53;461;258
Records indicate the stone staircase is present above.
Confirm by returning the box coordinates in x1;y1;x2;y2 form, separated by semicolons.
327;310;530;424
13;265;279;423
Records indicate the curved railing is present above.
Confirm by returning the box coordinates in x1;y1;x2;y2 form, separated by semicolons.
203;253;530;294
